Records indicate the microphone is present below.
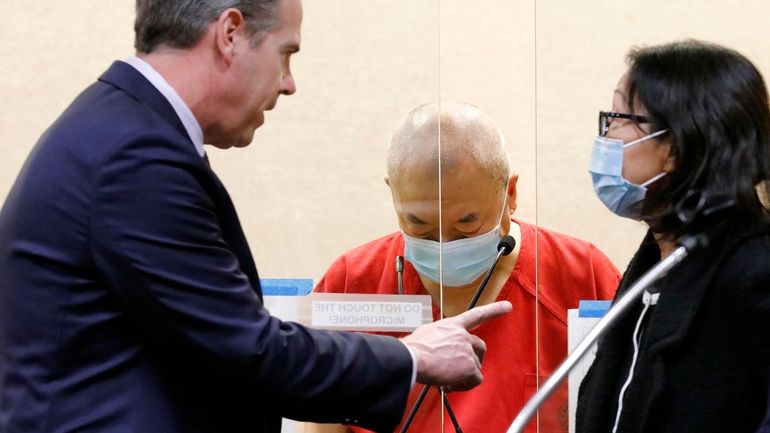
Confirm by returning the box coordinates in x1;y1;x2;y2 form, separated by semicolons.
399;234;517;433
498;235;516;255
467;235;516;310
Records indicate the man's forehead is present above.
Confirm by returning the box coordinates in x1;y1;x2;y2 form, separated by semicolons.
392;163;500;192
273;0;303;35
395;201;498;229
393;184;503;213
395;200;440;218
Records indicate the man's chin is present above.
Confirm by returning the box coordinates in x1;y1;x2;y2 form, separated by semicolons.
205;121;261;149
232;132;256;148
207;134;254;149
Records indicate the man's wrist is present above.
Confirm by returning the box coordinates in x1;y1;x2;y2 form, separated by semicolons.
401;342;418;389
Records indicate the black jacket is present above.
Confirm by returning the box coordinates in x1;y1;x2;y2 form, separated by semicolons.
576;229;770;433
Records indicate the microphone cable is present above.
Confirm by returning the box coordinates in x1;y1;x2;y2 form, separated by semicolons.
399;235;516;433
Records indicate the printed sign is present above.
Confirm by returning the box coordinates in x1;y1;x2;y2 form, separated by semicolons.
312;300;424;329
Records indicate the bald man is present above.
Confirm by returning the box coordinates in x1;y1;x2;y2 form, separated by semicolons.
310;103;621;433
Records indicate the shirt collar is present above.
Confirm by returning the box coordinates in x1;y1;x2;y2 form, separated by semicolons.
123;56;206;158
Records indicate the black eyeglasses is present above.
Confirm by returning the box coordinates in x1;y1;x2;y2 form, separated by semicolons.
598;111;650;137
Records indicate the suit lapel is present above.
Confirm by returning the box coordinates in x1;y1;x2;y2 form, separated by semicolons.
98;60;263;299
206;169;263;300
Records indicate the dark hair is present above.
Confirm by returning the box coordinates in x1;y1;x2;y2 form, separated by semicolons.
134;0;281;54
625;39;770;237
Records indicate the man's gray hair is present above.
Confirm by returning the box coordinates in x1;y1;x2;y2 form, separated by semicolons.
134;0;281;54
387;102;511;186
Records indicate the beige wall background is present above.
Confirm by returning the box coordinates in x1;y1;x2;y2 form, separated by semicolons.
3;1;770;284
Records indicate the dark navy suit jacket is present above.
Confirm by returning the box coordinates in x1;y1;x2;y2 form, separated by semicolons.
0;61;412;433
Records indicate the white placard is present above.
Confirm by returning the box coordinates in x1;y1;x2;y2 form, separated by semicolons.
567;309;603;433
311;300;424;329
263;296;300;322
265;293;433;332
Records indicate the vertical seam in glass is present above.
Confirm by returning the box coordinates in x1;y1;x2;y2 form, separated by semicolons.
533;0;541;430
437;0;444;323
438;2;445;431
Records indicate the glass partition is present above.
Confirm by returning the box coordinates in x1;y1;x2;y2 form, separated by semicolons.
436;1;536;432
266;2;441;433
216;0;440;291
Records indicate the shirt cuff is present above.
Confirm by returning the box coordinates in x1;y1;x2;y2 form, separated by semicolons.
402;342;418;389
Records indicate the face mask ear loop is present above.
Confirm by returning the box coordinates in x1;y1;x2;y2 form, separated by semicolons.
622;129;670;149
640;172;667;188
496;180;511;229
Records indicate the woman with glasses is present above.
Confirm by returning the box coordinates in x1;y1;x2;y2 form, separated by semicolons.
576;40;770;433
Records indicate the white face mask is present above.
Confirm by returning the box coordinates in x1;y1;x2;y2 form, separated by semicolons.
402;189;508;287
588;130;669;220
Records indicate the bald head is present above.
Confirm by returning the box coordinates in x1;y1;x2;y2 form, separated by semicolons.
386;102;510;188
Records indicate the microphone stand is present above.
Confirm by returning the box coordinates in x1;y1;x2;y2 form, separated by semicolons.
400;237;516;433
505;191;735;433
505;235;703;433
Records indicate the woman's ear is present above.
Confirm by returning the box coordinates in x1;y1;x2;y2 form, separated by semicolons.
664;155;676;173
662;141;677;173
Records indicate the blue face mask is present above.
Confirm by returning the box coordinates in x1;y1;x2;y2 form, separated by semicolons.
588;130;668;220
402;198;507;287
403;225;503;287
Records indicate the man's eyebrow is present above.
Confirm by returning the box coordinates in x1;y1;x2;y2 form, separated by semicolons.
457;213;478;224
406;214;428;225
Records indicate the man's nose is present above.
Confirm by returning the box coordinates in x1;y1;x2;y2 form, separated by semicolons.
280;74;296;95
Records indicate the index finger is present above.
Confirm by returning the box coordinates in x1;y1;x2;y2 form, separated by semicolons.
452;301;512;330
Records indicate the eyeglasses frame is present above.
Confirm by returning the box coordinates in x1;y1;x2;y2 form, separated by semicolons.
599;111;651;137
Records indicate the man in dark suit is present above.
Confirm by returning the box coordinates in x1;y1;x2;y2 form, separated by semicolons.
0;1;511;432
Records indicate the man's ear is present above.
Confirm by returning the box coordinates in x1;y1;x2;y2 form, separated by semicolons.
384;175;390;188
214;8;246;65
506;173;519;214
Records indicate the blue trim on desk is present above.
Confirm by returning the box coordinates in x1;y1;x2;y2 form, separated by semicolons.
578;300;612;318
260;278;313;296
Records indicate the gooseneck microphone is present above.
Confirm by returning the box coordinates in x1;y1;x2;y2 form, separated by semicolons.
467;235;516;310
399;235;517;433
396;256;405;295
498;235;517;255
